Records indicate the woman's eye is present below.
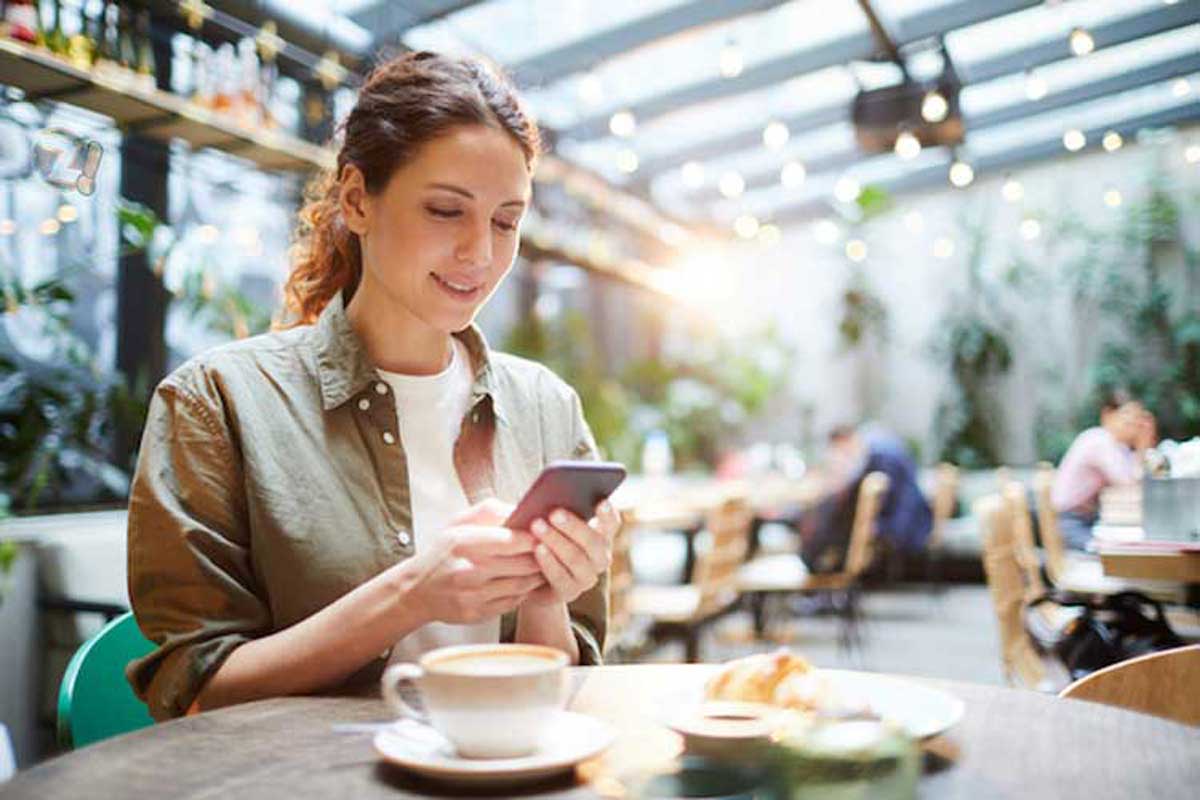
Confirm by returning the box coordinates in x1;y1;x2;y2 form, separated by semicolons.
493;219;518;233
427;207;461;219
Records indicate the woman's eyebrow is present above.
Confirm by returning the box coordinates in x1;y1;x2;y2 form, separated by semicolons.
425;182;526;209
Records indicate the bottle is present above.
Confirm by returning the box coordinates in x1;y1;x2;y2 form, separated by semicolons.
190;40;212;108
66;0;97;68
4;0;39;44
236;37;259;126
134;7;154;90
117;2;136;70
211;42;235;113
45;0;70;55
95;0;117;64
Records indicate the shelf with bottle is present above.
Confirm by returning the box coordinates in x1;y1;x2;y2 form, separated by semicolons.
0;3;332;172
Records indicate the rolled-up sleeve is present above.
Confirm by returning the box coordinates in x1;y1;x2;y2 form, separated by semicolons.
125;370;270;720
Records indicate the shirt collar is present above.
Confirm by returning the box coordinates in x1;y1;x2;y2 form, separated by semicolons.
310;290;507;424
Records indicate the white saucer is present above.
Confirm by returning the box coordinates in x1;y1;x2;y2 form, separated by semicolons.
373;711;615;786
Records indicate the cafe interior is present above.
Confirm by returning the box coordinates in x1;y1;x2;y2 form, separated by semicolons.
1;0;1198;797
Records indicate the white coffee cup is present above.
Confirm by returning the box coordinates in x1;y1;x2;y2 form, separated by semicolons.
381;643;569;759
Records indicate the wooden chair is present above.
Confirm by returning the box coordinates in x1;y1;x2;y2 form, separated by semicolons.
1004;481;1047;598
738;472;890;652
604;512;637;661
922;463;960;588
977;494;1066;691
1059;645;1200;726
627;496;754;662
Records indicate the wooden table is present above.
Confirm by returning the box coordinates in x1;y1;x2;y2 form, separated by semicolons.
1098;542;1200;606
4;665;1196;799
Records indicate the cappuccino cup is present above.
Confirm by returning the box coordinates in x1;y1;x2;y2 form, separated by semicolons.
381;643;568;759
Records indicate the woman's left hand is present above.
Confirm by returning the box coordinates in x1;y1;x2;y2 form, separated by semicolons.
525;500;621;606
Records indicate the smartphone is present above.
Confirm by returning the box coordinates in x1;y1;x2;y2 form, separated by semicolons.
504;460;627;531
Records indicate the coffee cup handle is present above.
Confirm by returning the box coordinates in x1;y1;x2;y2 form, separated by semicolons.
382;663;426;721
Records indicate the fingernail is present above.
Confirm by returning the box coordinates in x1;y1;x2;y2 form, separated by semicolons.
532;520;548;535
552;510;567;525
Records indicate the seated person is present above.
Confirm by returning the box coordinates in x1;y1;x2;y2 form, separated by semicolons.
796;424;932;573
1051;390;1152;550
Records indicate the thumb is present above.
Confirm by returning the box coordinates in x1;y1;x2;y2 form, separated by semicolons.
452;497;515;526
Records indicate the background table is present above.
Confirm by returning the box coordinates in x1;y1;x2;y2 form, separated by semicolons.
3;664;1196;799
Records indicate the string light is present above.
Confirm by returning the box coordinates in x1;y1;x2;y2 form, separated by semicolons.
894;130;921;160
40;218;61;236
1002;177;1024;203
1171;79;1192;98
1063;129;1086;152
578;73;604;107
763;121;790;150
904;211;924;233
949;161;974;188
1069;27;1095;57
1103;188;1122;208
1019;217;1041;241
719;171;745;198
615;149;639;174
1102;131;1123;152
1025;71;1048;101
834;176;861;203
921;91;948;123
57;204;79;223
734;215;760;239
845;239;868;262
780;161;806;188
681;161;705;189
1184;145;1200;164
609;110;636;138
719;41;744;78
933;237;955;259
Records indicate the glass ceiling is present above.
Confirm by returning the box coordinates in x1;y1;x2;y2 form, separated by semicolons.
292;0;1199;228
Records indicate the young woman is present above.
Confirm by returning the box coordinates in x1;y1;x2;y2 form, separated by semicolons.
125;51;619;721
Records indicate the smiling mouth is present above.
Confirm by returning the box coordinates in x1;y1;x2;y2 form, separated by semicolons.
431;272;483;299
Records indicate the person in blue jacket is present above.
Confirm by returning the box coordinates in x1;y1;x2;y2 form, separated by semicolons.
798;424;932;573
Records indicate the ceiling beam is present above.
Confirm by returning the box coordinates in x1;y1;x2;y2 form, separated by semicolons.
511;0;792;87
561;0;1039;141
684;49;1200;202
768;101;1200;225
351;1;486;43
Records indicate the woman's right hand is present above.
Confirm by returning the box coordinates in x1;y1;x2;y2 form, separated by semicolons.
396;500;545;625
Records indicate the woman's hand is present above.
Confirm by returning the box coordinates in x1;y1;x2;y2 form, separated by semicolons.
398;500;546;625
524;500;621;606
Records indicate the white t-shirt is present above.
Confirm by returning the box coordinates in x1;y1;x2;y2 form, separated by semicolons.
381;338;500;664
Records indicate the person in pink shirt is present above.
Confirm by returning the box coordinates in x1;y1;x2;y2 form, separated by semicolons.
1051;390;1152;549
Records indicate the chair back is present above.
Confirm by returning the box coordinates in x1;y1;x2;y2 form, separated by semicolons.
926;463;959;549
1033;465;1068;585
57;611;155;749
977;494;1047;689
1003;481;1046;598
844;472;890;578
607;511;636;649
1060;645;1200;726
694;496;753;616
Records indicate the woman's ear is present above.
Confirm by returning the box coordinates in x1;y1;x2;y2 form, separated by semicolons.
339;164;371;236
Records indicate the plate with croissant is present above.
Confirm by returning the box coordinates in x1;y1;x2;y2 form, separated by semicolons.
667;650;964;748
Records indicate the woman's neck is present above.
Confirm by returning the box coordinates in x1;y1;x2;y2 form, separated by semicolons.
344;281;453;376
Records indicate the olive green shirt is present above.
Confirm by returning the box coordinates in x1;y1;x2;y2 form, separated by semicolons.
125;291;606;721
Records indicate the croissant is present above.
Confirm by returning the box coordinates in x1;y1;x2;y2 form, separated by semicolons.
705;649;815;706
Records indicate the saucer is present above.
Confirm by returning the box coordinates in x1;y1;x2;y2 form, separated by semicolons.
373;711;615;786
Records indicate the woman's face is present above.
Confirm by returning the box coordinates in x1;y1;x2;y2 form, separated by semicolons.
343;124;531;334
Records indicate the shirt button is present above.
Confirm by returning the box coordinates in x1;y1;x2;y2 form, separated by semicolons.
397;530;411;547
375;382;388;395
358;398;370;411
382;431;395;445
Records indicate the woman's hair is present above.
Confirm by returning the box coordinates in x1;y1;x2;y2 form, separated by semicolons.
1099;387;1135;414
278;51;541;328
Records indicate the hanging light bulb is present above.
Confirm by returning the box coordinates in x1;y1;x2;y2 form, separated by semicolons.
719;40;744;78
921;90;948;123
578;73;604;107
780;161;806;188
1025;71;1048;101
1002;177;1024;203
1063;129;1086;152
681;161;706;189
734;215;760;239
1103;188;1122;208
845;239;868;262
949;161;974;188
763;121;790;150
1020;217;1042;240
1069;27;1095;57
609;110;636;138
57;203;78;223
718;171;745;198
615;149;639;174
834;176;861;203
1102;131;1123;152
1171;78;1192;98
894;130;921;160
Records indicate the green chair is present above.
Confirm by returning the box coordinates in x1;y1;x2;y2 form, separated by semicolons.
57;611;156;749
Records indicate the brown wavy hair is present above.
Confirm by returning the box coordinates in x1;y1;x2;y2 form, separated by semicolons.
278;51;542;328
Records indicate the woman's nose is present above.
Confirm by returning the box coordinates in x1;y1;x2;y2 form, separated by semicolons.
456;220;493;266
